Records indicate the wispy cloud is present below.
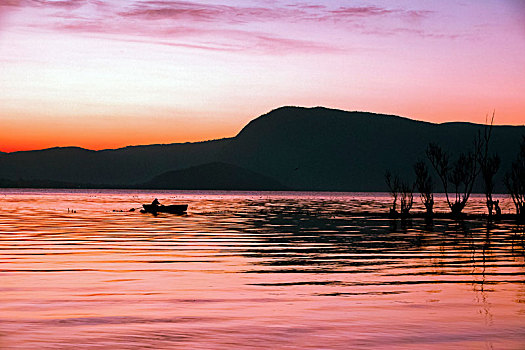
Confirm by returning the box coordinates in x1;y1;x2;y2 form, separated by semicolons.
118;2;432;24
361;27;461;40
31;0;86;9
76;25;343;55
252;33;343;54
2;1;451;54
118;1;302;24
0;0;24;7
327;6;431;19
287;3;432;22
0;0;87;9
328;6;395;18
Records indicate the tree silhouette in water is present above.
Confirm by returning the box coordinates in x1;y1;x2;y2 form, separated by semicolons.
399;181;414;216
478;113;500;217
385;171;400;217
385;171;413;217
426;138;482;216
505;136;525;218
414;160;434;215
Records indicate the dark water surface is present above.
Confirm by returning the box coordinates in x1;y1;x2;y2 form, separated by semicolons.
0;190;524;349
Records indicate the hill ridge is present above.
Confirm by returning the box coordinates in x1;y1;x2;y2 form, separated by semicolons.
0;106;523;191
141;161;287;190
4;106;508;155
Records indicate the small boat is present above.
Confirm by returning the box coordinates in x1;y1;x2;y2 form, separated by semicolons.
141;204;188;214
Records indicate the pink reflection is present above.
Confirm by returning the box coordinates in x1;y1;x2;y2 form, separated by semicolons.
0;190;524;348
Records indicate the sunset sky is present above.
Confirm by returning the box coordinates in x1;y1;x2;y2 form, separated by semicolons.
1;0;524;152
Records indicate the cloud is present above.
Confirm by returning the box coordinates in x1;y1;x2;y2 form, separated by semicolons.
3;0;454;55
118;1;300;24
31;0;86;8
0;0;24;7
361;27;461;40
330;6;395;17
22;0;345;54
0;0;24;28
73;25;343;55
1;0;88;9
120;1;223;22
118;2;431;24
0;0;434;23
251;34;343;54
317;5;432;23
0;0;26;16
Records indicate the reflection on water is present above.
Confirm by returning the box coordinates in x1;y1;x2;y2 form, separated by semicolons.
0;189;524;349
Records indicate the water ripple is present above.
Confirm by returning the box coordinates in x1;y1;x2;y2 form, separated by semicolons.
0;189;524;349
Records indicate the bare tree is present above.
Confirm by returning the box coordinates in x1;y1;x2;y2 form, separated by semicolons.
505;136;525;218
426;139;482;216
480;155;500;216
385;170;400;216
414;160;434;215
449;151;479;214
399;181;414;216
478;112;500;216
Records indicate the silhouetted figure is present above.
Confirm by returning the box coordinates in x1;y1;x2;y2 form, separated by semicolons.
151;198;161;206
494;200;501;217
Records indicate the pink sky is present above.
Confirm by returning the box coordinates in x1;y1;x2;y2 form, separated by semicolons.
1;0;524;152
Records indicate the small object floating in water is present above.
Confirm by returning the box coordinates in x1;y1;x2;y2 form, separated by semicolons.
141;199;188;215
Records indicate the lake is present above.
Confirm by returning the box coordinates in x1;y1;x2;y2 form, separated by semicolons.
0;189;524;349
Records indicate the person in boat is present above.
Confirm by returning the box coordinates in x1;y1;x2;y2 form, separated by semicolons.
151;198;161;207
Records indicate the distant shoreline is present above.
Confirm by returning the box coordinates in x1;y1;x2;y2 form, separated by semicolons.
1;107;524;193
0;185;515;196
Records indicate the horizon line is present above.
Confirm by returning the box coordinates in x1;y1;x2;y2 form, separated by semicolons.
2;105;524;154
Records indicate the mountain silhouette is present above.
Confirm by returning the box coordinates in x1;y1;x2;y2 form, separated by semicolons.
0;141;228;186
140;162;287;190
0;106;523;191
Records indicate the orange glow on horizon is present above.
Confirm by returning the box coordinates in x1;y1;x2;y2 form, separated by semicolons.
0;121;236;153
2;105;523;153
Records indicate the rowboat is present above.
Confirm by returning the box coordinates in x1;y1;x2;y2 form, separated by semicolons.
141;204;188;214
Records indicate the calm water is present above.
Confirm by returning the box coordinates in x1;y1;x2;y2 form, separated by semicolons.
0;189;524;350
